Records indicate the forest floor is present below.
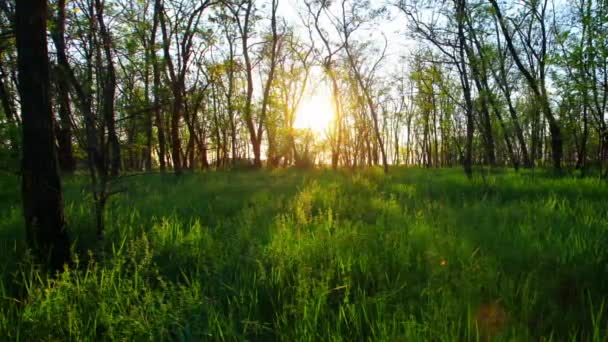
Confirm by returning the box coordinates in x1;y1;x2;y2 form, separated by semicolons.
0;168;607;340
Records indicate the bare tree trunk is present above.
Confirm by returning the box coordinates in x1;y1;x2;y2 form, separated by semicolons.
51;0;108;241
95;0;120;177
151;3;166;172
232;1;262;168
0;64;20;165
49;0;75;174
224;30;238;163
16;0;70;270
257;0;280;169
143;31;153;171
169;86;183;174
456;0;474;177
53;66;76;173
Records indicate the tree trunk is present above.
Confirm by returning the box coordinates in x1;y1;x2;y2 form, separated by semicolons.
143;42;153;171
344;51;389;174
54;66;76;174
236;1;262;168
328;71;343;170
48;0;75;174
150;9;166;172
16;0;70;270
461;9;496;167
490;0;562;171
0;65;20;162
95;0;121;177
169;85;183;174
456;0;474;177
491;16;531;168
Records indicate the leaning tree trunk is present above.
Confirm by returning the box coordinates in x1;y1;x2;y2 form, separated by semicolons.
16;0;70;270
490;0;562;171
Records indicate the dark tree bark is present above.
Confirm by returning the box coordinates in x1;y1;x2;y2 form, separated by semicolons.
258;0;280;168
95;0;121;177
223;27;238;163
0;64;16;125
49;0;76;174
158;0;183;174
158;0;210;174
16;0;70;270
140;8;153;171
51;0;108;240
455;0;474;177
0;64;19;161
54;66;76;174
151;1;166;172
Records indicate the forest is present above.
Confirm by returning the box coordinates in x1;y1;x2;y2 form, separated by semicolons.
0;0;607;340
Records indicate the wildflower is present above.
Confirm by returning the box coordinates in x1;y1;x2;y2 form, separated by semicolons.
440;260;447;267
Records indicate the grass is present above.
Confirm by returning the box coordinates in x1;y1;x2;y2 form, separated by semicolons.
0;167;607;340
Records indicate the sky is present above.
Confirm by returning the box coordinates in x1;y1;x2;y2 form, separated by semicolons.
272;0;416;134
277;0;416;64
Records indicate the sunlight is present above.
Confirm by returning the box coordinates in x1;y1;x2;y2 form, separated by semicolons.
293;83;334;136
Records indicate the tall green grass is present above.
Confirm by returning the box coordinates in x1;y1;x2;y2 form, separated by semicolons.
0;168;607;340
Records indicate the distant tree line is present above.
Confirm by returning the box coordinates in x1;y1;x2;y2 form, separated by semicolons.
2;0;607;178
396;0;607;178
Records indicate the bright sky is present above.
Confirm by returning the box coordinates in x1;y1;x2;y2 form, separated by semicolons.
293;77;334;134
274;0;416;136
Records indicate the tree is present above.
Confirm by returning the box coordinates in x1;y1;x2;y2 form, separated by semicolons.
158;0;213;174
259;0;281;168
151;0;167;171
334;0;390;173
227;0;264;168
16;0;70;270
95;0;121;177
275;30;314;167
305;0;346;170
489;0;563;171
398;0;477;177
49;0;76;174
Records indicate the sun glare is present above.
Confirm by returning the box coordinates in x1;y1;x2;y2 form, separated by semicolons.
294;84;334;136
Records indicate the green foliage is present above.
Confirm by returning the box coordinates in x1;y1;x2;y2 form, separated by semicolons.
1;169;607;340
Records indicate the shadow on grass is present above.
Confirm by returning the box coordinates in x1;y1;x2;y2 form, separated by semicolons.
379;168;608;339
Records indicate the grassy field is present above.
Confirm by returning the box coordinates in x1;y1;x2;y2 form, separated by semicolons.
0;168;607;340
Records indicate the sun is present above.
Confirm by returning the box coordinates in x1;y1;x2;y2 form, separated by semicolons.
293;83;334;136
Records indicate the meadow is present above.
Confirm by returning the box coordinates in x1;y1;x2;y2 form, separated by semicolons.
0;168;607;341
